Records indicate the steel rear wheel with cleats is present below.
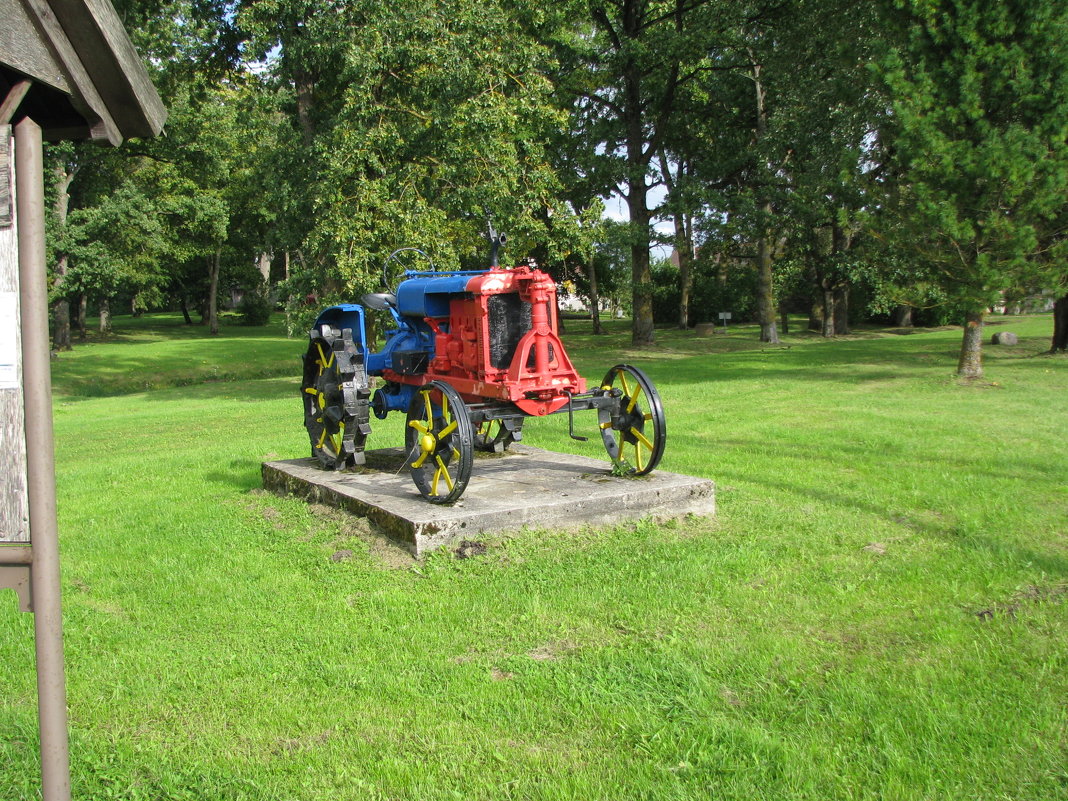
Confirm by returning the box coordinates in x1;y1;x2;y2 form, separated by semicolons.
301;326;371;470
405;381;474;503
597;364;666;475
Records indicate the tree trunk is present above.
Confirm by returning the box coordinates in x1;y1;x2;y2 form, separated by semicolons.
756;224;779;344
621;3;656;348
751;62;778;345
179;294;193;325
625;126;653;344
956;310;984;378
51;163;75;351
821;288;835;337
52;297;71;351
99;298;111;335
894;304;913;328
675;212;693;329
76;293;87;340
809;295;823;332
586;255;604;335
630;222;655;345
256;251;271;285
295;72;316;147
833;286;850;335
778;301;789;335
831;224;851;336
659;152;694;330
1051;294;1068;352
208;249;221;335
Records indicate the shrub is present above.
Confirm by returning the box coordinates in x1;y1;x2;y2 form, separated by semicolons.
238;287;273;326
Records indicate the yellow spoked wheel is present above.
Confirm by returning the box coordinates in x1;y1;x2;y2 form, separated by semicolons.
474;416;524;453
405;381;474;504
597;364;666;475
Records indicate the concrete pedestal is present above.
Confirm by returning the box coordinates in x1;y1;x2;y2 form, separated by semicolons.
262;445;715;556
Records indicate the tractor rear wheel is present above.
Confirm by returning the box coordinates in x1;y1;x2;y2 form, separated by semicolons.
301;325;371;469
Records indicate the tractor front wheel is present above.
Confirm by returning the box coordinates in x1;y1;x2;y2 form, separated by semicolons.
405;381;474;503
597;364;666;475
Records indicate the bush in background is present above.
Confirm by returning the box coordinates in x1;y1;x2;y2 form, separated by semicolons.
238;286;274;326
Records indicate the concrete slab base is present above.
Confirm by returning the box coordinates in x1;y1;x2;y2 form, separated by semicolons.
262;445;715;556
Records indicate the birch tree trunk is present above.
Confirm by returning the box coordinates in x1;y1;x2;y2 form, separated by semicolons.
99;298;111;335
956;310;984;378
51;164;75;351
1050;294;1067;352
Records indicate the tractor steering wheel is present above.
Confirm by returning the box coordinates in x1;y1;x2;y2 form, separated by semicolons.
382;247;435;290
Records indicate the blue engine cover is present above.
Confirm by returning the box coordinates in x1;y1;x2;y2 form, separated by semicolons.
314;270;489;419
395;273;477;318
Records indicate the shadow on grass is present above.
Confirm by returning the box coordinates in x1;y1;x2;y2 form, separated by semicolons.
719;466;1068;577
72;311;290;341
52;313;1061;401
205;458;269;490
713;435;1065;485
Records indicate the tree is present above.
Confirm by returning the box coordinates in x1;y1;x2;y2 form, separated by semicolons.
238;0;574;310
63;182;174;333
876;0;1068;377
658;151;699;329
557;0;727;346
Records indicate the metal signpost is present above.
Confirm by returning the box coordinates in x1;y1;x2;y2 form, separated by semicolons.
0;117;70;801
719;311;732;332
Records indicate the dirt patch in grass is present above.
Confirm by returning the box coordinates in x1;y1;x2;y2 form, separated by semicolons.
975;583;1068;620
454;540;487;559
528;639;579;661
272;729;334;756
79;596;128;619
720;687;744;707
301;503;417;569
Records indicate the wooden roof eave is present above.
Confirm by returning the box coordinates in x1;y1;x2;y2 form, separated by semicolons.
19;0;123;144
45;0;167;139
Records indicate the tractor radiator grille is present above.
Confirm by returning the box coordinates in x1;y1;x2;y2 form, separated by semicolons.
487;294;532;369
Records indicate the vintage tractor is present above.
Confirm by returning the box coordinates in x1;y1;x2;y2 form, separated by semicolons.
300;231;666;503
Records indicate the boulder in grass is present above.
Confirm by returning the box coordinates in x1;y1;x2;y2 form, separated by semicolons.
991;331;1019;345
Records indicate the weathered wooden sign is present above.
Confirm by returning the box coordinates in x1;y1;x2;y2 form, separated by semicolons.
0;125;29;545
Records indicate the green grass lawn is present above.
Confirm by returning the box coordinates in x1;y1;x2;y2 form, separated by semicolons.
1;312;1066;800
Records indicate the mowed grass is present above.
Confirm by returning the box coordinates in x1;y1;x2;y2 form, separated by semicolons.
1;312;1066;800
